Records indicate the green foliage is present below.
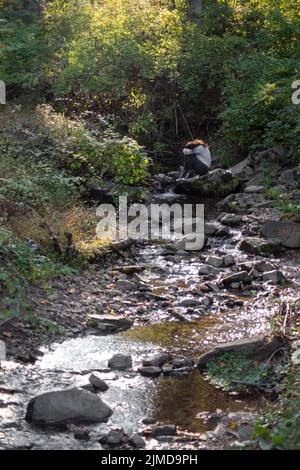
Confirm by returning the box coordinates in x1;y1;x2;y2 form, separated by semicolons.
2;1;300;158
0;105;149;187
0;227;76;319
254;365;300;450
0;104;145;322
213;0;300;159
0;0;48;90
205;352;285;393
263;175;300;220
0;154;81;216
267;191;300;218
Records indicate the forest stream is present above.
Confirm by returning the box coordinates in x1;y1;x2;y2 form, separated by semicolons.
1;188;299;450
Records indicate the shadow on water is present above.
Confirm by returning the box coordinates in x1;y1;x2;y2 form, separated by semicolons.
123;325;262;433
153;370;261;433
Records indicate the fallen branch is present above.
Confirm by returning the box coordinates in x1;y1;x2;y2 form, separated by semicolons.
40;222;63;256
231;379;276;394
263;347;288;369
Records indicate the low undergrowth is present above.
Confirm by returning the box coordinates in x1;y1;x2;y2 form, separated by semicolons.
254;365;300;449
205;352;287;394
0;227;77;321
262;169;300;221
204;306;300;450
0;105;149;321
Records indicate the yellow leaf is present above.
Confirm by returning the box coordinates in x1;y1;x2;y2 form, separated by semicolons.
229;422;238;430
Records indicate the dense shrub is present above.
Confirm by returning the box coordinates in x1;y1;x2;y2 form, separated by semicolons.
0;227;76;319
255;365;300;450
0;0;48;92
0;105;149;186
1;1;299;159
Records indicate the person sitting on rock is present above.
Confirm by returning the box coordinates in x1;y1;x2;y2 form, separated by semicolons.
177;139;211;181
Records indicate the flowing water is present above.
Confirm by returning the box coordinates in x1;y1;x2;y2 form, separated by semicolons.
1;193;297;449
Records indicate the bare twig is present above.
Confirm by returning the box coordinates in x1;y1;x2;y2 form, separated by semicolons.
263;347;288;369
64;231;76;259
177;103;193;139
174;102;178;135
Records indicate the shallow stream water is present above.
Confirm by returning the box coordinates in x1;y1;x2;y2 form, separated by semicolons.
1;193;298;449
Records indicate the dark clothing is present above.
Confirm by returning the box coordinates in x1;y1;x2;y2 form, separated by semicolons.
184;153;209;176
178;154;209;179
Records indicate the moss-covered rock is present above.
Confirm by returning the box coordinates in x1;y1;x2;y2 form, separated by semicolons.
175;169;240;196
217;193;269;212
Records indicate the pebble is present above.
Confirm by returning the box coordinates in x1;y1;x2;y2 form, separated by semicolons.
223;254;235;267
171;358;194;368
249;268;260;279
74;430;90;441
89;373;109;391
108;354;133;371
142;353;170;367
255;260;276;272
128;433;146;449
139;366;161;378
142;416;156;425
206;256;223;268
222;271;252;286
151;425;177;438
99;430;124;446
95;303;105;313
115;280;137;291
263;270;285;284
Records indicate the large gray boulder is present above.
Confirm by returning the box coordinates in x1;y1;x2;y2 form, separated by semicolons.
260;220;300;249
175;169;240;196
25;388;112;426
278;167;300;187
229;158;254;181
197;336;285;370
217;193;269;212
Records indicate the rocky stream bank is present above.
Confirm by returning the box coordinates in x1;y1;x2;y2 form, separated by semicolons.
0;153;300;450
